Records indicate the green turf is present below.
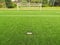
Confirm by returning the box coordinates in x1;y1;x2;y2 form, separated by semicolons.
0;10;60;45
0;10;60;15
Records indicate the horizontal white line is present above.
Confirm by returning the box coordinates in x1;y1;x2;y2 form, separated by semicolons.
0;15;60;17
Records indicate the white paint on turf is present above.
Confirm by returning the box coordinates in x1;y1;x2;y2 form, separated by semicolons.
26;32;32;35
56;12;60;13
0;15;60;17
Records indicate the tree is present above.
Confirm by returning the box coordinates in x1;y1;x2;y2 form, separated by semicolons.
5;0;13;8
5;0;16;8
0;0;5;2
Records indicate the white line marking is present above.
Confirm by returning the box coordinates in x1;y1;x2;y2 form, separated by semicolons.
0;15;60;17
56;12;60;13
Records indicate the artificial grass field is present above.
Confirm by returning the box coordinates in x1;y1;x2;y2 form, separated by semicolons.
0;7;60;45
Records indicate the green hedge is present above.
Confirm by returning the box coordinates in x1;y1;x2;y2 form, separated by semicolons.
5;0;16;8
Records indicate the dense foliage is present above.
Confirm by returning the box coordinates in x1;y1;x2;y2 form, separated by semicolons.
0;0;60;8
4;0;16;8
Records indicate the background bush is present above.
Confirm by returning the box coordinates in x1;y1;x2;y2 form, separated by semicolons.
0;4;3;8
5;0;17;8
0;2;4;8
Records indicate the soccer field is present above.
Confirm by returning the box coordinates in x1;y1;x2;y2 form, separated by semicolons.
0;8;60;45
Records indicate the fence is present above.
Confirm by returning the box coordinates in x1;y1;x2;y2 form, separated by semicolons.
0;2;43;8
17;3;42;7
